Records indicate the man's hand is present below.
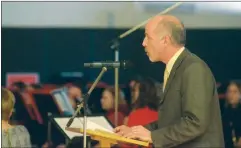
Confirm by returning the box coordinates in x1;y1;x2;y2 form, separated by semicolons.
114;125;152;143
114;125;132;136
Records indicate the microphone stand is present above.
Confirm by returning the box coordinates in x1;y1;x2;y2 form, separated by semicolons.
110;39;120;126
66;67;108;148
83;67;107;148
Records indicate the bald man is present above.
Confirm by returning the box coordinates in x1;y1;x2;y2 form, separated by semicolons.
114;15;224;148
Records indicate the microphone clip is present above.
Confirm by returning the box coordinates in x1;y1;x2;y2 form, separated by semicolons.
110;38;120;51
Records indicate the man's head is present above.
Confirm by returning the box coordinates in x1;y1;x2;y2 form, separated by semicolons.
142;15;186;63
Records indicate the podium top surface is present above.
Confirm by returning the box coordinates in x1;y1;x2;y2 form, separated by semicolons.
66;127;149;147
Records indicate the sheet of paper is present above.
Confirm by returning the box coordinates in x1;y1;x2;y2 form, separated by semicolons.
51;88;75;115
54;116;114;139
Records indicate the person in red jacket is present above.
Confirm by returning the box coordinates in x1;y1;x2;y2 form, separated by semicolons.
121;78;159;148
125;78;159;127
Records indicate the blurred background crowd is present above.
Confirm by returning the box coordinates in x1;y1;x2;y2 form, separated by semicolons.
1;1;241;148
2;78;241;147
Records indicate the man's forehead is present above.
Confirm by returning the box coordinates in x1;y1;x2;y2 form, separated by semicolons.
144;25;149;34
145;15;182;34
145;22;155;33
145;17;163;32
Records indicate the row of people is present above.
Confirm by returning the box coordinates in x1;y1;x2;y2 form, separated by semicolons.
2;79;241;147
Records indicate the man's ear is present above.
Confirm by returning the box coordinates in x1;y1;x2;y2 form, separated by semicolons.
164;35;172;45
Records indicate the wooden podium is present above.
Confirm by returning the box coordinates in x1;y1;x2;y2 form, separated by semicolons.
65;127;149;148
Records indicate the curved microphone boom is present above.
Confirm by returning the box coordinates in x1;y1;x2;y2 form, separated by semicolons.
119;2;183;39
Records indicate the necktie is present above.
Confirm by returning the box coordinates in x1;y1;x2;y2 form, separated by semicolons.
163;68;169;92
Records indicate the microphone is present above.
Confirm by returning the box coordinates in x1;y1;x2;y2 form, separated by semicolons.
84;61;132;69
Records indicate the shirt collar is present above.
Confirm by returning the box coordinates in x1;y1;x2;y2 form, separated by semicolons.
166;47;185;74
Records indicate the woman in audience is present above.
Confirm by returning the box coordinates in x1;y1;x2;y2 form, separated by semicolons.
100;86;129;127
1;88;32;147
222;80;241;148
125;76;143;105
125;77;159;127
120;78;159;148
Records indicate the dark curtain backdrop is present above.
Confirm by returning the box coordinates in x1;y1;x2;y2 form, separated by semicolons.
2;28;241;86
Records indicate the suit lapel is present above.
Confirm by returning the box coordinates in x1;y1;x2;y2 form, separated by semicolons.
160;49;190;105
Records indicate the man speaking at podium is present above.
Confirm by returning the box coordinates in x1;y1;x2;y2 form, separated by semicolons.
114;15;224;148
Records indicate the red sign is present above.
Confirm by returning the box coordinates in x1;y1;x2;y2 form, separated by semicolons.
6;73;40;87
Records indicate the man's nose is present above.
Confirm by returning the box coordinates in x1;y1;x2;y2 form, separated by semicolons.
142;37;147;47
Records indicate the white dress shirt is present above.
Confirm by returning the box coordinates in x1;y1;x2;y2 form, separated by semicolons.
163;47;185;91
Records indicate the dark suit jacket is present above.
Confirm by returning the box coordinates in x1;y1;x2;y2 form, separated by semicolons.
146;49;225;148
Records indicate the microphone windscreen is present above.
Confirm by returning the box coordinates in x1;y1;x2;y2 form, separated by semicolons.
122;60;133;69
84;63;91;67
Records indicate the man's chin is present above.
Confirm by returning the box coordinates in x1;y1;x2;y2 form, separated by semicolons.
149;57;157;62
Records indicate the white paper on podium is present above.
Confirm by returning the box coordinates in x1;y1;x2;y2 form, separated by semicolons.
54;116;114;139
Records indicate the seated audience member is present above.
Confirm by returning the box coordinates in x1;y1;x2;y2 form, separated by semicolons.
125;78;159;127
128;75;143;89
120;78;159;148
66;81;93;115
10;81;38;108
10;81;28;92
125;76;143;105
67;81;84;109
222;81;241;148
101;86;130;127
1;88;32;147
10;81;41;92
